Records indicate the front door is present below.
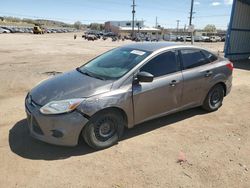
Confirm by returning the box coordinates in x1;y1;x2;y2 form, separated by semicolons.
133;50;183;124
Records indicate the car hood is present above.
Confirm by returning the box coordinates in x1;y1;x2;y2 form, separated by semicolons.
30;70;113;106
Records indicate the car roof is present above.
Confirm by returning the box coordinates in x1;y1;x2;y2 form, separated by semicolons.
122;42;195;52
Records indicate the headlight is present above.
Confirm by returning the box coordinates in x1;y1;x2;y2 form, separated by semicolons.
40;98;84;115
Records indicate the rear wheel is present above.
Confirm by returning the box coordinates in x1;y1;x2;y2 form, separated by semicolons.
202;84;225;112
82;110;125;150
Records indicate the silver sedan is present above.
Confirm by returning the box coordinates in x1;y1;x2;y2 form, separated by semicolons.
25;42;233;149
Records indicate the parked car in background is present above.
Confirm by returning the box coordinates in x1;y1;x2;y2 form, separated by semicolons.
180;36;192;42
176;36;182;41
164;35;177;41
103;32;116;37
215;36;222;42
124;35;132;40
210;36;217;42
0;27;12;33
203;36;211;42
185;36;192;41
0;27;10;33
0;26;74;34
25;42;233;150
86;34;97;41
221;36;226;42
5;27;15;33
194;36;204;42
209;36;221;42
51;29;57;33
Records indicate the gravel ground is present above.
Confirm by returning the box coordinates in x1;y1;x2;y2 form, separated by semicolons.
0;33;249;188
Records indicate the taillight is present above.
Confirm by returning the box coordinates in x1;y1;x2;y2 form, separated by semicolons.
226;61;234;71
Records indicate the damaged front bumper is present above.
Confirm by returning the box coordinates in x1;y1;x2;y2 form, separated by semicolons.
25;96;89;146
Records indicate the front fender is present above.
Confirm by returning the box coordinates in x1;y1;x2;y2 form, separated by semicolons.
77;85;134;128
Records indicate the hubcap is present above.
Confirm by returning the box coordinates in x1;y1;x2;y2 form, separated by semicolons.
99;122;114;137
210;89;221;106
94;117;116;141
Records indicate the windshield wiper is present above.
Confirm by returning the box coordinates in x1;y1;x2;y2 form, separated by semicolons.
76;67;105;80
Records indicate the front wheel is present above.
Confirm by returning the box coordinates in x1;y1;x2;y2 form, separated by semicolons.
82;110;125;150
202;84;225;112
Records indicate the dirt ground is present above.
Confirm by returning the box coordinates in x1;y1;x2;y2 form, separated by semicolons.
0;33;249;188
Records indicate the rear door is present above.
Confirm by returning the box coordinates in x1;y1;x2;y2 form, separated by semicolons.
133;50;183;124
179;48;217;107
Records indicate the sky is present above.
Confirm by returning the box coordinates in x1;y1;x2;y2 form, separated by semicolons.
0;0;233;29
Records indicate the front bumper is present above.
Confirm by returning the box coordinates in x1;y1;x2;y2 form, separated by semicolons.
25;97;89;146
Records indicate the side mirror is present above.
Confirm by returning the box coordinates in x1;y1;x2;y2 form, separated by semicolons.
137;71;154;83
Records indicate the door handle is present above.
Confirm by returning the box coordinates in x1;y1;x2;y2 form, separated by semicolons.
169;80;179;87
205;70;213;77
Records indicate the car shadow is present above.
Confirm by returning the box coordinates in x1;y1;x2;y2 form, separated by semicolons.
121;107;206;141
9;107;206;161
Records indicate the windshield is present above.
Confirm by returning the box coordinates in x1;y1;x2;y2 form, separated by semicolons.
79;47;151;80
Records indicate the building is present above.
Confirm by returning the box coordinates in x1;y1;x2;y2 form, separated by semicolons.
195;30;226;37
105;21;144;29
225;0;250;60
104;21;161;38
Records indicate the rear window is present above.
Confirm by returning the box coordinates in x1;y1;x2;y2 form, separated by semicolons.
180;49;210;69
201;50;218;62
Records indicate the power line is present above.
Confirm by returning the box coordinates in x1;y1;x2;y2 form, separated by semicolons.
195;14;230;18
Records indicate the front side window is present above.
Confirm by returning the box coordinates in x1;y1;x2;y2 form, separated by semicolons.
79;47;151;80
140;51;179;77
180;49;209;69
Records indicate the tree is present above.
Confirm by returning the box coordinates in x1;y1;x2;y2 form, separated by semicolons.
74;21;82;30
89;23;104;31
204;24;217;33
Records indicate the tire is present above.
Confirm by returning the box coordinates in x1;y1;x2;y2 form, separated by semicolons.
202;84;225;112
82;110;125;150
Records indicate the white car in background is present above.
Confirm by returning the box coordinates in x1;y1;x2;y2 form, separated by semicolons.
209;36;221;42
202;36;210;41
0;28;10;33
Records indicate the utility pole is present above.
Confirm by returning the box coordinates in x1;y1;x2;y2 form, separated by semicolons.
137;22;140;34
155;16;158;28
131;0;136;38
189;0;194;44
155;16;159;40
176;20;180;36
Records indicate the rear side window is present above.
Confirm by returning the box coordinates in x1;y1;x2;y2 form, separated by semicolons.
201;50;218;62
141;51;179;77
180;49;209;69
